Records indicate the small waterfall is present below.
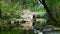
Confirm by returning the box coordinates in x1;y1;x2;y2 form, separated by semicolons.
33;29;43;34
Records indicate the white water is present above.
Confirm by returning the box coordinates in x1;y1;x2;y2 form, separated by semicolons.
33;29;43;34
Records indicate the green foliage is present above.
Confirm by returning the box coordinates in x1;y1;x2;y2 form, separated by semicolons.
0;24;20;31
35;21;46;25
45;0;60;26
45;0;60;19
1;1;22;21
0;0;46;22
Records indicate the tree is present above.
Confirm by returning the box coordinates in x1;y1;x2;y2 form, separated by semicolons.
39;0;60;26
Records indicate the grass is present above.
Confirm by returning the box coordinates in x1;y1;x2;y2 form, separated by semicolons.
0;24;34;34
0;29;34;34
0;30;20;34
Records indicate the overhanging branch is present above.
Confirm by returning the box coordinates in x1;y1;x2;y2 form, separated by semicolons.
39;0;60;23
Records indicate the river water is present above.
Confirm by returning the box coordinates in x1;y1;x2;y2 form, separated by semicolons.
33;29;43;34
33;28;60;34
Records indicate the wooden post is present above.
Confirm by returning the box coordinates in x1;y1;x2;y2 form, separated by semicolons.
0;9;2;19
33;15;36;26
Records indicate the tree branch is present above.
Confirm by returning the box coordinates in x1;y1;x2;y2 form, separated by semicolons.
39;0;60;23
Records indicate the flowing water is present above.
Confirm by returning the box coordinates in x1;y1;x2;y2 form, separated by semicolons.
33;29;43;34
